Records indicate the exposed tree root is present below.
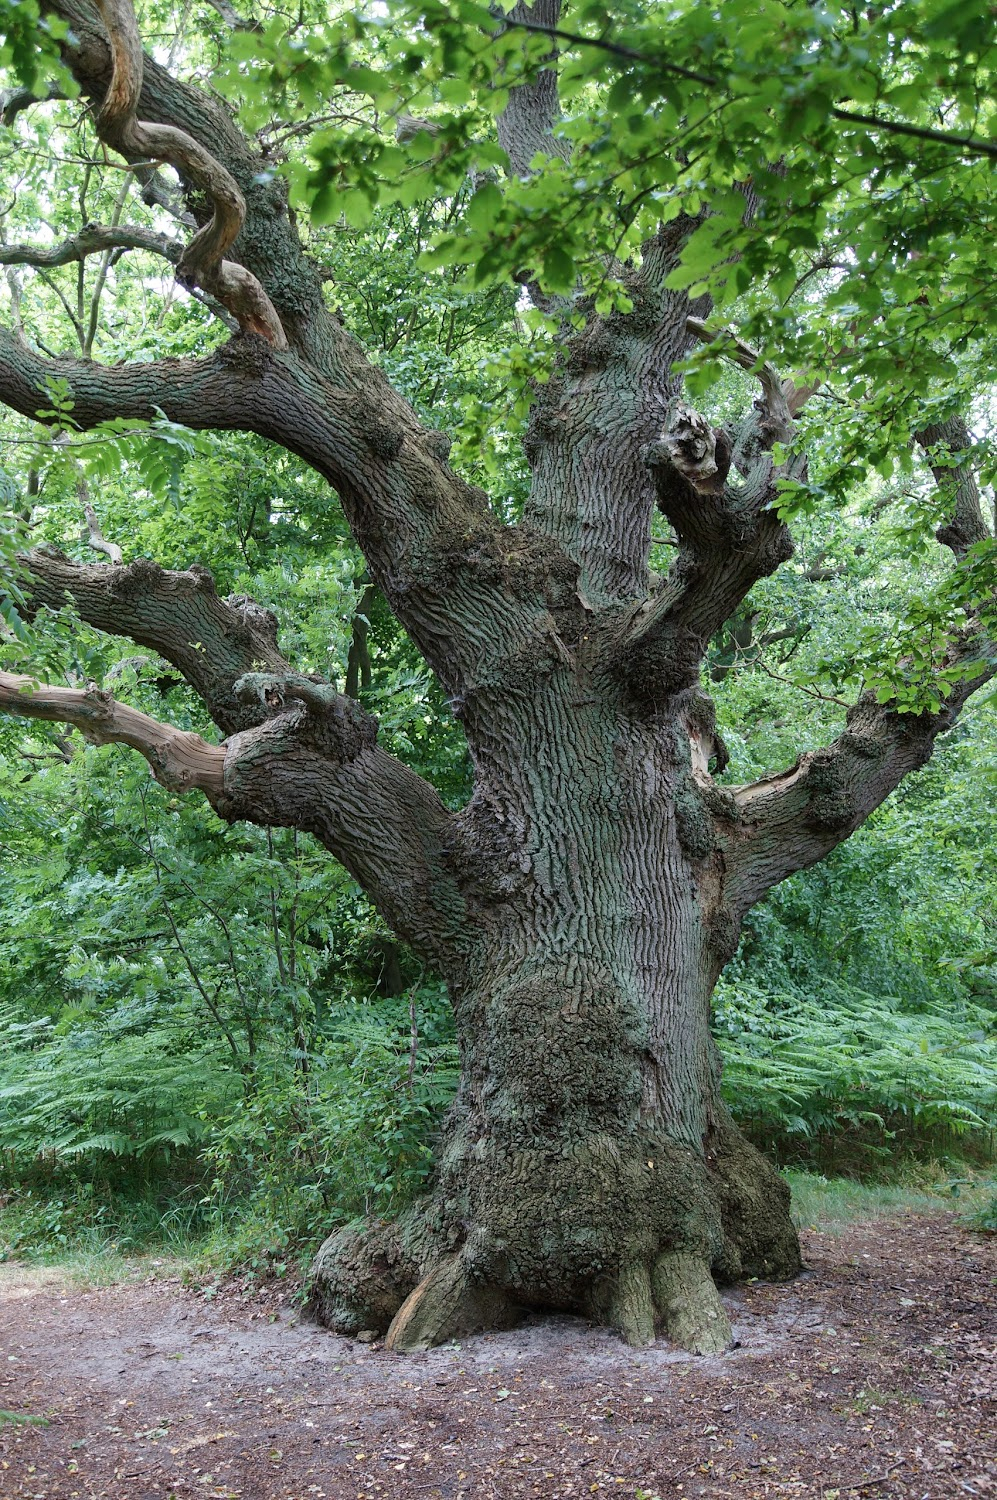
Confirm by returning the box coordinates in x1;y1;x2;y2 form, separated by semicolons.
652;1249;733;1355
591;1261;657;1348
384;1255;522;1352
707;1113;803;1282
308;1125;800;1355
307;1218;420;1337
312;1231;742;1354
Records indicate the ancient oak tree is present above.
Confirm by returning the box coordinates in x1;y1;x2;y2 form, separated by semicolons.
0;0;994;1351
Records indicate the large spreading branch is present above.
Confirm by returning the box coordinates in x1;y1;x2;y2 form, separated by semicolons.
41;0;323;351
19;547;292;734
0;663;469;971
5;545;475;971
484;5;713;605
722;657;994;920
496;0;571;176
716;415;995;911
916;416;993;558
1;3;578;704
0;324;562;702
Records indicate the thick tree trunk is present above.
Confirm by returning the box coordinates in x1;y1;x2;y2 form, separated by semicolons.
309;685;801;1350
4;0;990;1362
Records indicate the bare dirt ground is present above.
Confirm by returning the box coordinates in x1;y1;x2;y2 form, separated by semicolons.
1;1212;994;1500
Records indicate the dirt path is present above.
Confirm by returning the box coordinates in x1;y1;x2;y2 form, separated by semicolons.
0;1213;994;1499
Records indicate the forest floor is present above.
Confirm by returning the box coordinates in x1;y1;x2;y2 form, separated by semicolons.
0;1210;994;1500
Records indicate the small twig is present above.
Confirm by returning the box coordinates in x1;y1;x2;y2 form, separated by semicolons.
407;973;424;1091
754;655;854;709
836;1457;906;1492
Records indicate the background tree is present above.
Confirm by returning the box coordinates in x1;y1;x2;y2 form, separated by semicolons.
0;0;994;1352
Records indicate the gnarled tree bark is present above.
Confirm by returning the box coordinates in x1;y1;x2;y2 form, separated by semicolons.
1;0;993;1353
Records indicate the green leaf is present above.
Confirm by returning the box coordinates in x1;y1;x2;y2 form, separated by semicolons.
465;182;503;231
541;246;576;293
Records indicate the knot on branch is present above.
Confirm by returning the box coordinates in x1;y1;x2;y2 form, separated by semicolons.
351;395;404;461
706;905;741;963
422;429;453;462
234;672;377;762
76;682;115;730
186;562;216;593
226;593;279;647
803;748;857;831
216;331;280;374
109;555;164;598
649;404;730;497
674;777;718;860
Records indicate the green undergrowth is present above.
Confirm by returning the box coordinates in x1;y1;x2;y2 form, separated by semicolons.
716;979;997;1178
1;967;994;1281
784;1168;995;1234
961;1189;997;1233
3;1169;991;1296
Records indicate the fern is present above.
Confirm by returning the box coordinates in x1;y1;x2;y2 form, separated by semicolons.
716;979;997;1167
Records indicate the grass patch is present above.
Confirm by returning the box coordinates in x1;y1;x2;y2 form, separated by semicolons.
785;1168;992;1232
0;1194;198;1290
960;1187;997;1233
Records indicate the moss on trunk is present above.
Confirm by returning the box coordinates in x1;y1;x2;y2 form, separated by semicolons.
309;964;801;1352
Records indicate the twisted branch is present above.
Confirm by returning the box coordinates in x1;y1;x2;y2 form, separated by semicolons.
92;0;286;346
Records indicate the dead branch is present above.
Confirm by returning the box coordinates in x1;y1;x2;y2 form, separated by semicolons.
0;670;226;797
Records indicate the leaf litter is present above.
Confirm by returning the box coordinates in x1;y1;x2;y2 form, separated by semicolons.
0;1212;993;1499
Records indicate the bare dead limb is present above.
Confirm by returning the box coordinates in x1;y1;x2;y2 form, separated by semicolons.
0;669;226;797
80;496;123;564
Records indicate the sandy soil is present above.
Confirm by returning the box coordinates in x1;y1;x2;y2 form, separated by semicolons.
0;1212;994;1499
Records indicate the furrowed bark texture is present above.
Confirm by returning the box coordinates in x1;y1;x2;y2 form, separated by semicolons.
311;660;803;1350
3;0;993;1354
